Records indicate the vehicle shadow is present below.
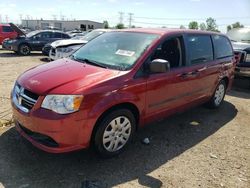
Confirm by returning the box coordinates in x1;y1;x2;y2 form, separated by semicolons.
0;52;43;57
0;101;238;188
40;57;51;62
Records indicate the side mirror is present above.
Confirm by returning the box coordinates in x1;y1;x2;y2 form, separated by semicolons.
149;59;170;73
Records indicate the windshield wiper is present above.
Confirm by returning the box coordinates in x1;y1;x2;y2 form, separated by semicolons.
71;55;107;68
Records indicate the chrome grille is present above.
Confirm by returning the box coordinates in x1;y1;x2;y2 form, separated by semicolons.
12;83;39;113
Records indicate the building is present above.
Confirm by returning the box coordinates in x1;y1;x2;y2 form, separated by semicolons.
21;19;104;31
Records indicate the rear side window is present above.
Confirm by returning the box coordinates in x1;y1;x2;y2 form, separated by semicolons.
212;35;233;59
186;35;213;65
2;26;14;32
53;32;62;38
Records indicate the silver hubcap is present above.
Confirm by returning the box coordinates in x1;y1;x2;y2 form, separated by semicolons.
214;84;225;106
103;116;131;152
21;46;30;55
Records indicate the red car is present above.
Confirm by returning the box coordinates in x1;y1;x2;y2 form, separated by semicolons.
0;24;19;44
11;29;235;157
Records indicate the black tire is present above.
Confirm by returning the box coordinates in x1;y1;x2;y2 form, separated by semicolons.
18;44;31;56
93;109;136;158
206;80;226;109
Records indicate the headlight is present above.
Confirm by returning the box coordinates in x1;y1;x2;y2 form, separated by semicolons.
57;47;74;53
41;95;84;114
8;39;17;43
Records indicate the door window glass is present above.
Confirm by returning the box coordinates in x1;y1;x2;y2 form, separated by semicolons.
186;35;213;65
212;35;233;59
151;37;184;68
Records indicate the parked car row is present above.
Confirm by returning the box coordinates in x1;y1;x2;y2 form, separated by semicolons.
11;28;236;157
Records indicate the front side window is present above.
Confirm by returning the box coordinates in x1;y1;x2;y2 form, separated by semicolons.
212;35;233;59
186;35;213;65
2;26;14;32
40;32;52;39
151;37;184;69
72;32;159;70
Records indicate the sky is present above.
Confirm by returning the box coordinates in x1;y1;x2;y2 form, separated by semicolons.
0;0;249;33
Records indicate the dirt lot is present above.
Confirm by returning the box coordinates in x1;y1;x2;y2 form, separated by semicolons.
0;49;249;188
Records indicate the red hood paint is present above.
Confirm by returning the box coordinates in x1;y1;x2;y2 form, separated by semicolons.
18;58;123;95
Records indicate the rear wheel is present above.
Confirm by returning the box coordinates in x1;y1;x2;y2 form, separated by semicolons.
18;44;31;56
207;80;226;108
93;109;136;158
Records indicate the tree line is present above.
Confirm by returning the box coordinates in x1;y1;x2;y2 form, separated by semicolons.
184;17;244;32
103;18;245;32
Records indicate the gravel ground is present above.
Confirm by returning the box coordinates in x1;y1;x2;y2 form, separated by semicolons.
0;49;249;188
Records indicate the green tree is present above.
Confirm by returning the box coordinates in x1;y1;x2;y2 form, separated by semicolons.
188;21;199;30
103;20;109;29
227;22;244;31
180;25;186;29
116;23;125;29
206;17;219;32
227;25;232;32
199;23;206;30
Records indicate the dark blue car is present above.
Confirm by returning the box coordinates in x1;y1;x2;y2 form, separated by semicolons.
2;29;70;55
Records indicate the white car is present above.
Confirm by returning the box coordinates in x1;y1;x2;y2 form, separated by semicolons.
49;29;110;60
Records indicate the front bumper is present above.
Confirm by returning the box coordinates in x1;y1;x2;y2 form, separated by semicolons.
2;41;18;51
49;48;72;61
12;98;95;153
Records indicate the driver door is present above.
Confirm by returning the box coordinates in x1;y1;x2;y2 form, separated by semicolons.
145;35;201;122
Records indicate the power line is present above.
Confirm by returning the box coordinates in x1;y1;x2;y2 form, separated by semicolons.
134;16;250;21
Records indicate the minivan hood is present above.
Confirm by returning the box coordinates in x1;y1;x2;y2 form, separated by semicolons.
9;23;25;36
17;59;122;95
51;39;87;48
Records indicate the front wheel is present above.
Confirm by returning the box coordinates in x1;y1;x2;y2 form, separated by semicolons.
18;44;31;56
93;109;136;158
207;80;226;108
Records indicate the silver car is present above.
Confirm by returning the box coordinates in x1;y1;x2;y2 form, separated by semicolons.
49;29;110;60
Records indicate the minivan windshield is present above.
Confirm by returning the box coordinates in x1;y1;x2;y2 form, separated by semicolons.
72;32;159;70
227;28;250;43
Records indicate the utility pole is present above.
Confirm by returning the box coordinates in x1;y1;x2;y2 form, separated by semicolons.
128;13;134;28
0;14;2;23
19;14;23;24
5;15;9;23
118;12;124;24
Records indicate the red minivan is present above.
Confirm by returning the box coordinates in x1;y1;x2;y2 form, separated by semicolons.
0;24;18;44
11;29;235;157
